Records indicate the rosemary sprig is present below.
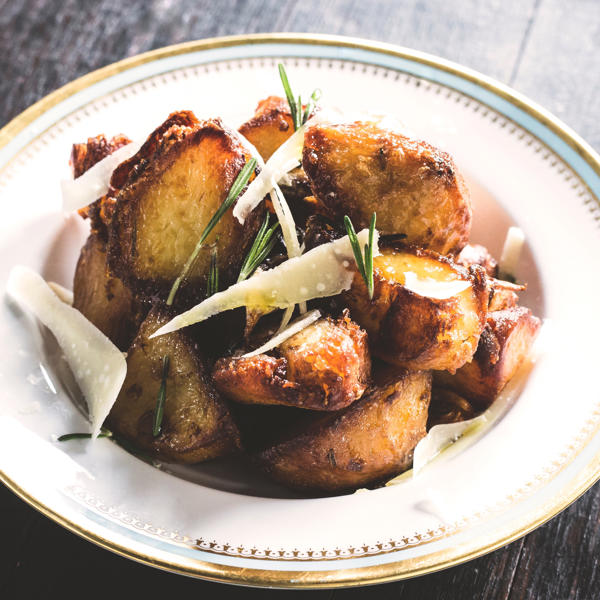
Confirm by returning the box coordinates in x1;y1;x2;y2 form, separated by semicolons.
207;246;219;296
152;354;170;437
344;212;377;300
278;63;321;130
237;214;280;283
58;430;112;441
166;158;257;305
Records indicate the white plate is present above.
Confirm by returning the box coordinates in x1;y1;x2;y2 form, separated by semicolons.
1;34;599;588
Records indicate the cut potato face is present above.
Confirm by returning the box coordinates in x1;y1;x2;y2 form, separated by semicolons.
108;112;263;302
435;306;541;407
344;244;489;372
302;121;471;254
108;306;241;463
256;366;431;494
73;233;145;351
238;96;295;161
213;312;370;411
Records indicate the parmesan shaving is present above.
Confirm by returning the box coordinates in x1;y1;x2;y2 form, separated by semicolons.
233;114;323;224
7;266;127;437
498;226;525;281
47;282;74;305
243;310;321;358
61;141;140;212
151;228;379;338
403;272;472;299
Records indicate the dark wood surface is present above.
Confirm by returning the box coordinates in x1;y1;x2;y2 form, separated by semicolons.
1;1;598;598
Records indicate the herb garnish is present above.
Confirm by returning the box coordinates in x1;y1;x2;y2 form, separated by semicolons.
278;63;321;130
166;158;257;306
152;354;170;437
58;430;112;441
344;212;377;300
207;246;219;296
237;214;280;283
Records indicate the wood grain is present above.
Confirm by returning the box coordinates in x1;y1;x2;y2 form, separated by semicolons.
1;1;599;598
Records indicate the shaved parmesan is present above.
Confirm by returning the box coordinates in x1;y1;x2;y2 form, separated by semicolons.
243;309;321;358
7;266;126;437
151;228;379;338
403;272;471;299
233;114;323;224
47;282;73;305
498;226;525;281
61;141;140;212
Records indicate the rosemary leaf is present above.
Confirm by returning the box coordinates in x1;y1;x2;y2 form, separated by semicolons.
58;430;112;442
344;213;377;299
207;247;219;297
166;158;257;305
278;63;298;131
152;355;170;437
237;214;280;283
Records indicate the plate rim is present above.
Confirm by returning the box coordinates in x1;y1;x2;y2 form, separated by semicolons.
1;32;600;589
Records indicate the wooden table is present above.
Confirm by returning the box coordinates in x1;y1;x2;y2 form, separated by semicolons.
1;1;598;597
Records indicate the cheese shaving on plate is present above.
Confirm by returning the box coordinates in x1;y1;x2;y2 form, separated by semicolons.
7;266;126;437
151;229;379;338
402;272;472;299
61;141;140;212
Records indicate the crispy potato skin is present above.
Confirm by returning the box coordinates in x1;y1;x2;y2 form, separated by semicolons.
213;314;371;410
435;306;541;407
107;112;263;302
108;306;241;463
344;244;489;372
238;96;294;160
73;233;145;351
302;122;471;254
256;367;432;493
457;244;498;278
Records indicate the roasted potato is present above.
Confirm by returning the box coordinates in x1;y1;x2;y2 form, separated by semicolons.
213;312;370;411
70;133;132;237
108;306;241;463
302;121;471;254
238;96;294;161
435;306;541;407
427;387;478;429
344;243;489;372
488;279;524;311
256;366;431;494
73;233;145;351
456;243;498;278
108;112;264;302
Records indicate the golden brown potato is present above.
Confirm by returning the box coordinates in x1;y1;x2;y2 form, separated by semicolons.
435;306;541;407
302;121;471;254
108;306;241;463
238;96;294;161
256;366;431;494
456;243;498;278
344;244;489;372
107;112;263;301
73;233;145;351
70;133;132;236
213;313;370;411
488;279;525;311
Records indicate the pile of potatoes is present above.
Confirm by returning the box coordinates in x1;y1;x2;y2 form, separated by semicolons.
70;96;540;495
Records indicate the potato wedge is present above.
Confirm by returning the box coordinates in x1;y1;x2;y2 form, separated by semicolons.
256;366;431;494
238;96;294;161
302;121;471;254
73;233;144;351
435;306;541;407
108;112;263;302
108;306;241;463
213;312;370;411
344;244;489;372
